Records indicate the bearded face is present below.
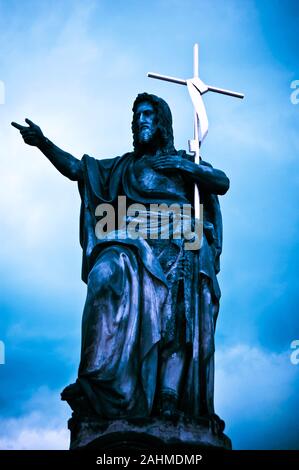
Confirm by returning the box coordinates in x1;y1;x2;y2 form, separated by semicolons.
132;93;176;155
134;101;158;145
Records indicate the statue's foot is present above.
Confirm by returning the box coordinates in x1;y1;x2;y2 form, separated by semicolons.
161;408;180;420
209;413;225;434
158;390;180;420
61;380;95;416
61;380;82;401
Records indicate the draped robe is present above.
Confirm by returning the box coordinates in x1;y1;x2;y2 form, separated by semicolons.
76;151;222;418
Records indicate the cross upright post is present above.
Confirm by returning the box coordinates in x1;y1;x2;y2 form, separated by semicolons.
190;43;201;218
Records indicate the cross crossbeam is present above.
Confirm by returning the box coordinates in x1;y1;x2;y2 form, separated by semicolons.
148;72;244;100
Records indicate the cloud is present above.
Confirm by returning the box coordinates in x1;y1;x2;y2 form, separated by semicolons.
0;0;298;451
0;424;68;450
215;344;299;449
1;345;298;450
0;386;69;450
0;0;140;295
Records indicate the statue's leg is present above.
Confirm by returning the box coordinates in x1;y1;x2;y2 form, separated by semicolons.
76;245;148;418
200;276;215;416
156;253;187;418
158;346;187;417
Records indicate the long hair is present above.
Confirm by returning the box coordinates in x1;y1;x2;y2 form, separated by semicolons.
132;93;176;155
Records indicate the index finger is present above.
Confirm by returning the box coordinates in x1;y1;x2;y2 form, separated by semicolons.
11;121;25;131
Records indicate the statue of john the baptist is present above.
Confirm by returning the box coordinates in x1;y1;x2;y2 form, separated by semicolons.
12;92;229;434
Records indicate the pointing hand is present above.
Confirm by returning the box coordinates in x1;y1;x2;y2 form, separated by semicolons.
11;119;45;147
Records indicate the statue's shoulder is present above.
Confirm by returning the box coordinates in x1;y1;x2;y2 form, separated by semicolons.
200;159;212;167
82;152;132;170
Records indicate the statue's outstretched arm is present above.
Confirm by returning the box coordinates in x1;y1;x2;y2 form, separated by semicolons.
11;119;83;181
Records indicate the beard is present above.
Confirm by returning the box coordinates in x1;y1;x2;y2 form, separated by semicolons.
133;124;166;156
135;128;162;156
138;126;156;144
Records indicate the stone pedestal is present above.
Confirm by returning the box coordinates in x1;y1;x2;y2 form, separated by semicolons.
68;415;232;451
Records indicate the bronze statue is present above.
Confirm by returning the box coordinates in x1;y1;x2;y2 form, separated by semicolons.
11;92;230;449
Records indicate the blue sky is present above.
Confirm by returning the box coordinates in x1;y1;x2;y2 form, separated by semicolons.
0;0;298;449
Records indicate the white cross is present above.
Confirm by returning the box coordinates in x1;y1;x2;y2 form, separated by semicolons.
148;43;244;219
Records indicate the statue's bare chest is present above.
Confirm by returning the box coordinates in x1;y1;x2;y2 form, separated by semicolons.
133;155;187;198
